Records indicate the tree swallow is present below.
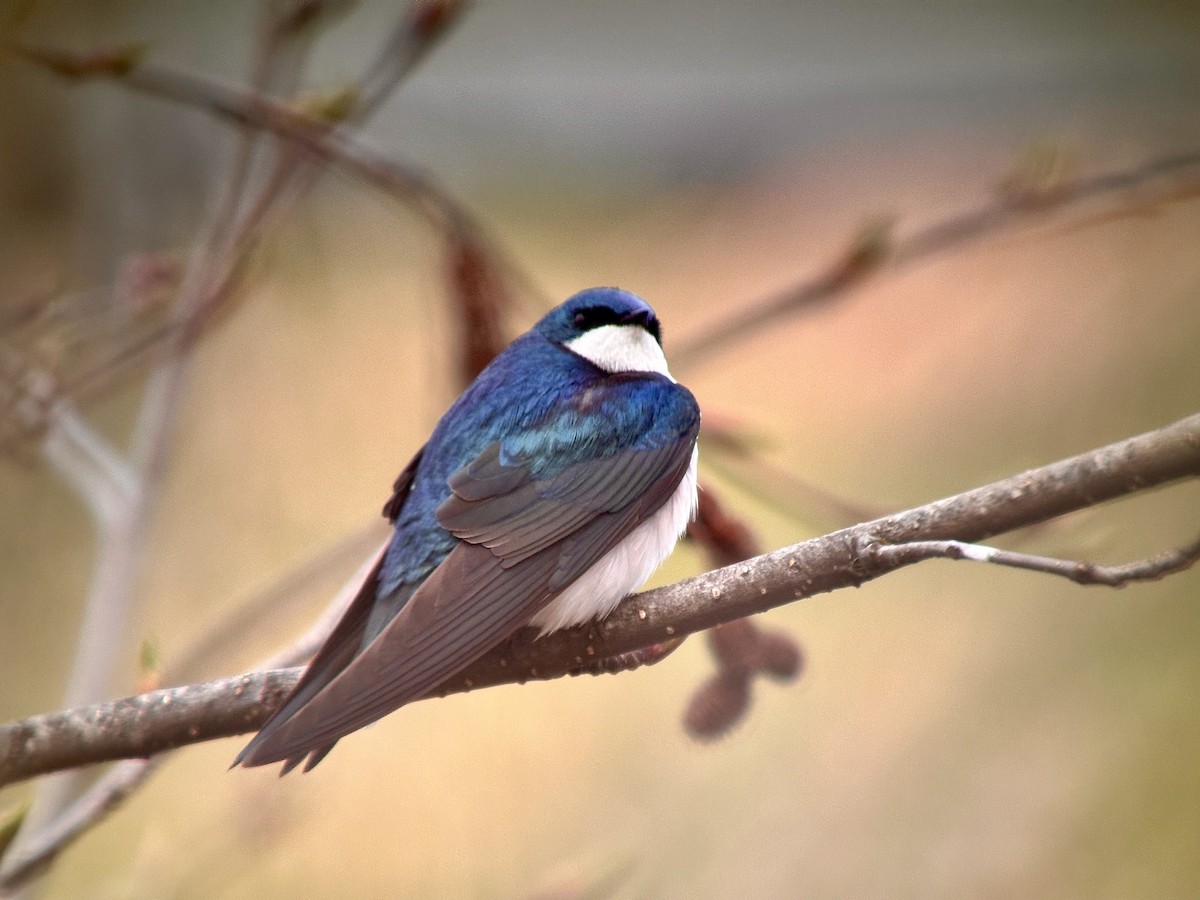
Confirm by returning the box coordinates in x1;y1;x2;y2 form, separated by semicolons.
236;287;700;772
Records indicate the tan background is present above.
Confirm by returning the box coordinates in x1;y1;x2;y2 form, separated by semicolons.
3;2;1200;897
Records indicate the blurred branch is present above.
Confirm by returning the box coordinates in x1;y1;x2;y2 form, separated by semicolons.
10;37;530;279
10;0;350;862
38;401;137;525
354;0;466;117
0;759;157;894
698;414;891;528
173;528;386;680
4;21;545;435
689;486;762;567
685;618;802;741
672;149;1200;370
0;541;385;892
3;412;1197;794
445;227;517;386
685;489;803;740
3;3;469;890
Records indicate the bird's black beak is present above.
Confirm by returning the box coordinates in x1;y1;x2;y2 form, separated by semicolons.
621;308;662;344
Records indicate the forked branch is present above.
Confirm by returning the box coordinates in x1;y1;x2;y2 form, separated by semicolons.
3;412;1197;790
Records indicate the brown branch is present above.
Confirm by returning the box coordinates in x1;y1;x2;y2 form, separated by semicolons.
10;40;510;258
355;0;467;118
699;421;891;528
686;486;803;739
672;150;1200;370
1;8;470;889
445;227;516;386
4;33;544;436
2;412;1197;790
685;619;804;741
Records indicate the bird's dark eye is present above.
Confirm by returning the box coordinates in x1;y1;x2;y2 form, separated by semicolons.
573;306;620;331
643;316;662;343
572;304;660;343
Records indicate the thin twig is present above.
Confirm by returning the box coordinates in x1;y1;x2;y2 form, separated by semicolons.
13;6;334;863
0;759;157;893
4;34;546;426
871;533;1200;587
6;44;462;228
173;527;386;680
700;440;890;530
354;0;467;118
672;150;1200;370
254;542;386;672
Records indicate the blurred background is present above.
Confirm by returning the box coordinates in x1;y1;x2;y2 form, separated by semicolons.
3;1;1200;897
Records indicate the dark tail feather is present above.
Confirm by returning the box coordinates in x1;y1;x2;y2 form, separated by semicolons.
273;743;336;776
235;553;386;771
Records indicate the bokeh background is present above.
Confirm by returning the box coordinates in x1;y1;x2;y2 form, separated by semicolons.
3;1;1200;897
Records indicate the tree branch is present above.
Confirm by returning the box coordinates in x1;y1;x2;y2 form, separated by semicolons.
671;150;1200;370
1;6;472;890
3;412;1197;788
0;542;383;891
872;534;1200;586
10;40;505;247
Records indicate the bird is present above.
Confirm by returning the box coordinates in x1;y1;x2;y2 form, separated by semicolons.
235;287;700;772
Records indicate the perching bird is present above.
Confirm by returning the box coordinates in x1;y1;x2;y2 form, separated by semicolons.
236;287;700;772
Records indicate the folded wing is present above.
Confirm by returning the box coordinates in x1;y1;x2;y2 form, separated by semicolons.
237;374;698;769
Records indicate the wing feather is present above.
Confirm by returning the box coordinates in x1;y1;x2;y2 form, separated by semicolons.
236;448;424;770
238;375;700;769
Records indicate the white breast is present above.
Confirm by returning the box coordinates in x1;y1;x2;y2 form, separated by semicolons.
564;324;674;380
529;322;696;634
529;446;698;635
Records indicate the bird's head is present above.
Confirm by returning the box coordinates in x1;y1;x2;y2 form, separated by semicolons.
535;288;670;377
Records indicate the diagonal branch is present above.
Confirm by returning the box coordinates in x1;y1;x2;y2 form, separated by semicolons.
10;41;516;257
6;34;545;425
671;150;1200;370
3;412;1197;790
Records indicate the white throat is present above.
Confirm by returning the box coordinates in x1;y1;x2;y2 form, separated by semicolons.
564;325;674;380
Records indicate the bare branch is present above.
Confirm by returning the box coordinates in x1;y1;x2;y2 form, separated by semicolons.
2;412;1196;789
685;485;803;740
0;542;383;891
872;533;1200;587
684;620;804;741
1;7;472;890
672;150;1200;370
174;528;386;680
355;0;467;118
4;33;544;426
9;42;473;233
0;759;159;892
700;420;891;528
38;401;138;526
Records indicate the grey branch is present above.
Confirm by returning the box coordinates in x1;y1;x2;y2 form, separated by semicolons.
0;558;376;892
3;412;1198;790
872;535;1200;586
